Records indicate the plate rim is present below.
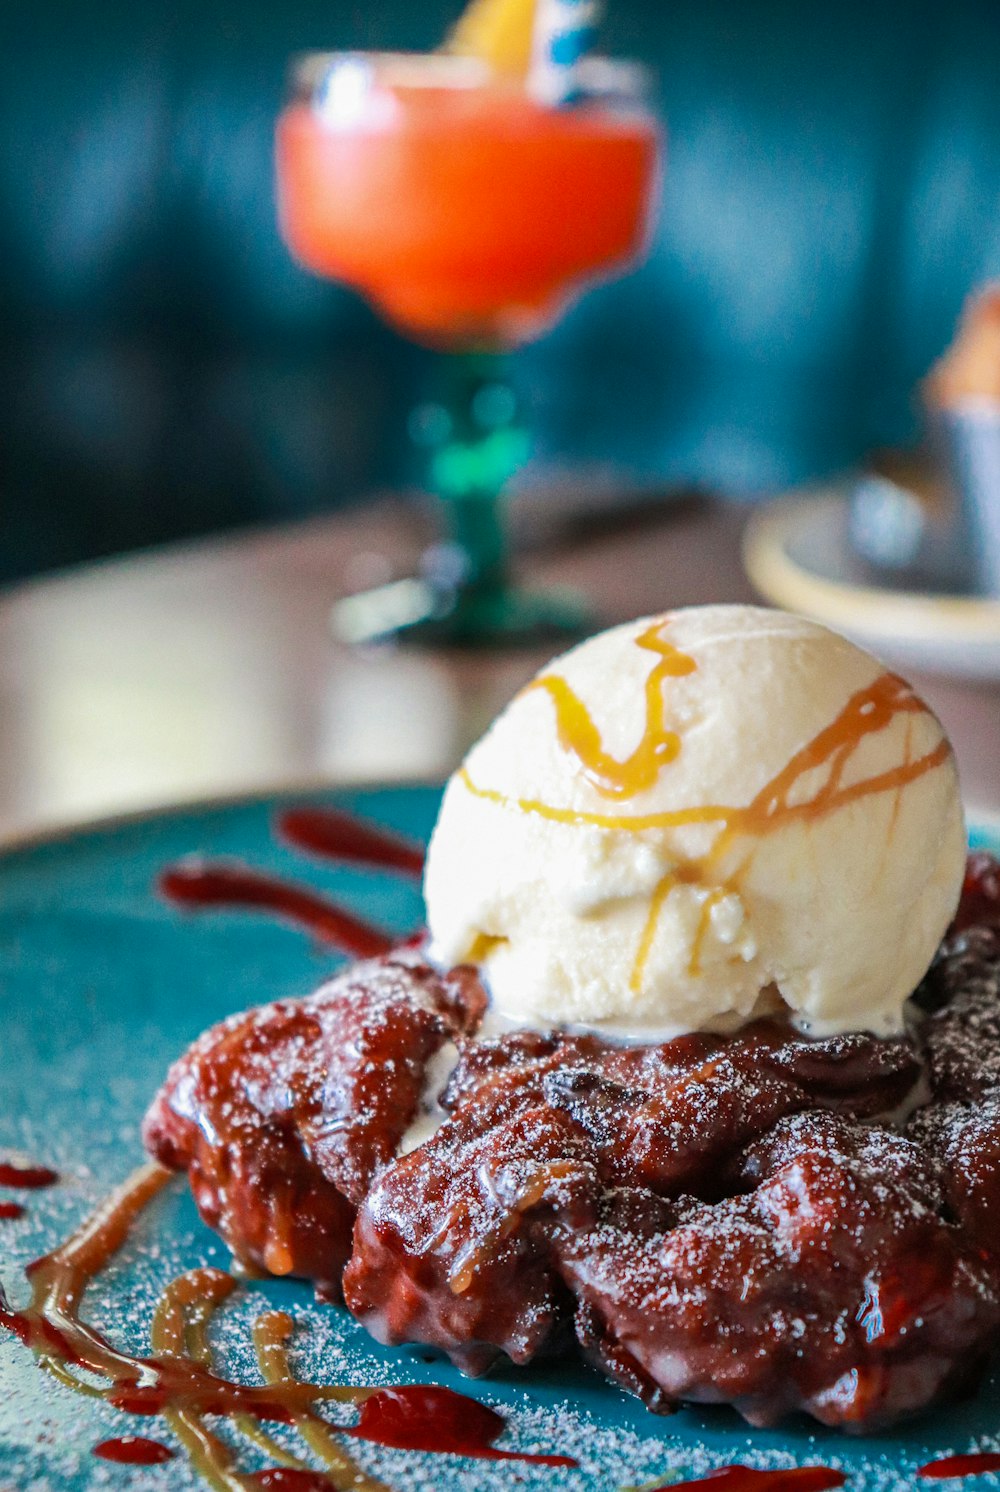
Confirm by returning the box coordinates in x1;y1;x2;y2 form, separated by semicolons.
0;773;443;857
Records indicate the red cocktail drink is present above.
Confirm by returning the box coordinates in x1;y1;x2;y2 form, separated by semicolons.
275;47;661;645
277;56;659;349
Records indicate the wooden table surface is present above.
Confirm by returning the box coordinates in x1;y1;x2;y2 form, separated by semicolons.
0;498;996;847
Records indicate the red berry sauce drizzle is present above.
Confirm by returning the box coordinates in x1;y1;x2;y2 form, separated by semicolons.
950;853;1000;935
344;1385;574;1466
156;805;427;957
158;862;394;958
918;1452;1000;1479
0;1160;59;1189
0;1162;576;1489
93;1436;176;1465
0;1156;59;1223
276;806;425;879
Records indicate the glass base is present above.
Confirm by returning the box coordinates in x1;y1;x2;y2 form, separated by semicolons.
331;576;594;648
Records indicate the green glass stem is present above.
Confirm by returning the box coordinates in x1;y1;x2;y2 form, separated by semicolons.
331;350;594;647
418;350;529;599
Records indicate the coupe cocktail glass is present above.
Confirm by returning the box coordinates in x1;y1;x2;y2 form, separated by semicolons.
277;49;660;644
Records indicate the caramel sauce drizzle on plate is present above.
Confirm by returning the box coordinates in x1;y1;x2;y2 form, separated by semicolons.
462;621;951;994
0;1160;573;1489
0;1166;377;1487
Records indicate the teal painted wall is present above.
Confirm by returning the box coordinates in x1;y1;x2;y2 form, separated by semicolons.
2;0;999;579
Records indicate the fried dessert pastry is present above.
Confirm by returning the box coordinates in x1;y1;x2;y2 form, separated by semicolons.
342;1021;921;1371
145;851;1000;1431
143;954;485;1296
560;1114;999;1431
907;914;1000;1252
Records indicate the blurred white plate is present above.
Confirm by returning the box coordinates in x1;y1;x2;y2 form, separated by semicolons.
744;490;1000;681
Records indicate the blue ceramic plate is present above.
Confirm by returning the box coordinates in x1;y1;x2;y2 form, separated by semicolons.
2;787;999;1492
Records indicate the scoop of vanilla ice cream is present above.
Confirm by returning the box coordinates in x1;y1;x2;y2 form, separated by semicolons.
424;605;966;1039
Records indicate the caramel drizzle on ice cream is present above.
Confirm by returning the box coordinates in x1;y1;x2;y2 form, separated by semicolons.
461;645;951;993
524;621;697;799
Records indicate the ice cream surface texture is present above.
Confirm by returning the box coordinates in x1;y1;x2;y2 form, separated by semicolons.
424;605;966;1039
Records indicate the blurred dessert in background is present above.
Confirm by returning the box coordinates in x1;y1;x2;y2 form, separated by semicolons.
847;282;1000;596
925;283;1000;410
926;283;1000;596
